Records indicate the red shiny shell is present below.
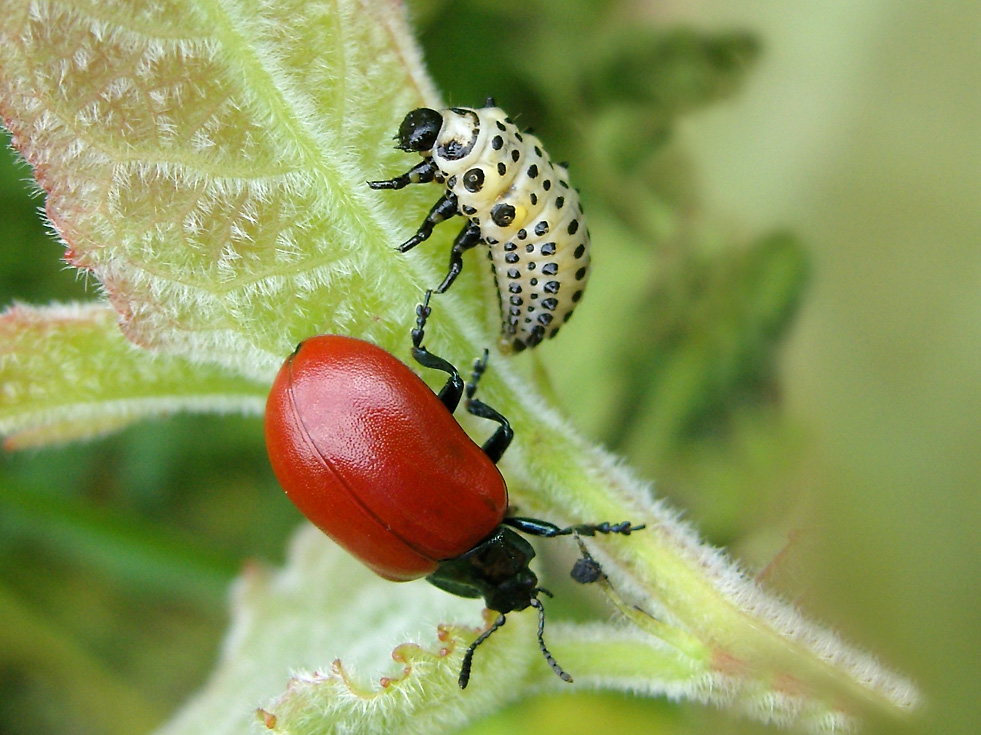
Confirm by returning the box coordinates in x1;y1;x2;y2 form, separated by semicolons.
264;335;509;581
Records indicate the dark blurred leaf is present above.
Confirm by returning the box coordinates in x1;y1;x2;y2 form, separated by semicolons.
0;480;238;606
0;583;167;735
0;132;89;304
605;231;809;456
584;29;760;111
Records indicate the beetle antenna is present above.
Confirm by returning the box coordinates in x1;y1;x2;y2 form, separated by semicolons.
530;597;572;683
459;613;506;689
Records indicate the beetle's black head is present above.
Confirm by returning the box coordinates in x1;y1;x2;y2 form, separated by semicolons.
483;566;538;614
426;527;538;613
396;108;443;152
428;526;576;689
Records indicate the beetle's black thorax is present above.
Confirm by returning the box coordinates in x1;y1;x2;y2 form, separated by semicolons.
427;526;538;613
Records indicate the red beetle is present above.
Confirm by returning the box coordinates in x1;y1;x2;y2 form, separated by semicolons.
265;292;642;687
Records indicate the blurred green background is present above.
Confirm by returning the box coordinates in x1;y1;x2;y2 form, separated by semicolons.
1;1;977;734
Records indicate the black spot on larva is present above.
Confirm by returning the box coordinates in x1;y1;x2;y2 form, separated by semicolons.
461;204;476;215
530;192;538;206
496;120;507;131
541;262;558;276
527;262;537;271
492;135;504;150
575;267;587;280
540;242;556;255
534;145;542;157
541;297;558;311
549;327;559;338
503;241;517;251
534;221;549;236
509;305;521;317
463;168;485;193
529;278;538;286
511;149;520;162
543;180;551;191
497;162;506;176
537;312;554;325
508;282;522;293
505;252;519;264
517;229;527;240
544;280;560;293
574;243;586;258
507;267;520;279
446;175;457;188
529;293;538;300
491;203;516;227
505;117;514;124
567;219;580;235
555;196;565;209
485;237;498;245
529;325;545;343
559;180;569;189
510;295;523;306
527;164;539;178
572;289;583;303
515;132;523;142
563;311;573;323
525;243;535;253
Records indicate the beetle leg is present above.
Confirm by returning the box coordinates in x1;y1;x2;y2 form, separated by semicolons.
569;532;606;585
564;521;647;536
468;348;490;392
367;158;438;190
462;349;514;463
410;290;465;413
502;517;646;538
436;221;482;293
397;191;460;252
467;397;513;464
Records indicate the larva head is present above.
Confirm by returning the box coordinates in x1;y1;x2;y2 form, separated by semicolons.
396;108;444;152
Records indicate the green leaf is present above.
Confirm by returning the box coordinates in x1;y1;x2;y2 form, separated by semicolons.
0;302;265;447
154;527;544;735
0;0;450;382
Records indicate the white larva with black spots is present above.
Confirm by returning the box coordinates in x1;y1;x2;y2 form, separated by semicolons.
368;102;590;352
